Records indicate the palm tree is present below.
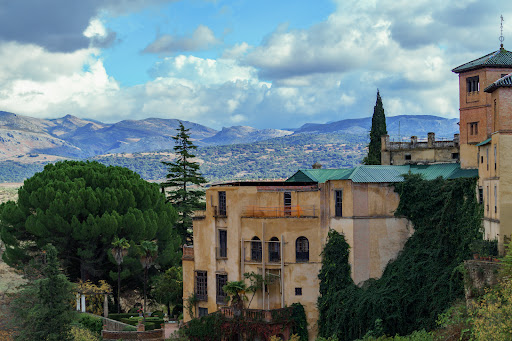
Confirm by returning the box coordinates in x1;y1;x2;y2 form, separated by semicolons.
138;240;158;317
111;236;130;313
222;280;252;315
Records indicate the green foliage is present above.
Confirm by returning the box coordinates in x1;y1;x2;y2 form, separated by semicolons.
223;280;251;308
363;90;387;165
289;303;308;341
182;311;224;341
69;325;101;341
354;329;435;341
0;161;181;288
186;293;199;318
74;313;103;336
11;244;75;341
317;175;482;340
161;122;206;243
151;266;183;316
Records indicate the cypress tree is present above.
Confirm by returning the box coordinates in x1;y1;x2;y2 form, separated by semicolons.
161;122;206;243
363;90;387;165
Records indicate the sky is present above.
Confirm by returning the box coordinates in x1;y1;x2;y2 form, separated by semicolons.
0;0;511;130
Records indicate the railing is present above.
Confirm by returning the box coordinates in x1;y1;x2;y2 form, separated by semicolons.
213;205;227;217
242;205;317;218
216;246;228;259
182;245;194;260
219;307;293;323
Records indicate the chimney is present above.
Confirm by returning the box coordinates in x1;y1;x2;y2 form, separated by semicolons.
312;162;322;169
411;136;418;147
427;132;435;148
381;135;390;151
453;133;460;146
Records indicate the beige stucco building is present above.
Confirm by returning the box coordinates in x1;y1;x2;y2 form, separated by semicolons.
182;164;476;339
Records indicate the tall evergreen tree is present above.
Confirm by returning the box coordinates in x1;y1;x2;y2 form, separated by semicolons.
162;122;206;243
363;90;387;165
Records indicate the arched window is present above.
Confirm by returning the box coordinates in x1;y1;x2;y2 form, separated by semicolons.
251;236;262;262
296;237;309;262
268;237;280;263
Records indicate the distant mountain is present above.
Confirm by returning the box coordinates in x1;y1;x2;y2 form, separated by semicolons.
294;115;459;140
0;111;459;165
202;126;293;145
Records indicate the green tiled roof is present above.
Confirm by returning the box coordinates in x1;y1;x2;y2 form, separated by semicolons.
452;47;512;73
476;137;492;146
484;73;512;92
286;163;477;184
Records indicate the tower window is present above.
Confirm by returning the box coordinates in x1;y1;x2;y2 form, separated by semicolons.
195;271;208;301
467;76;479;92
335;190;343;217
296;237;309;263
251;236;262;262
284;192;291;216
295;287;302;296
478;187;483;204
218;191;226;216
470;122;478;135
404;154;412;161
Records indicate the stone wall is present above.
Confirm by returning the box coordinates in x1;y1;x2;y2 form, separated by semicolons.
463;260;500;301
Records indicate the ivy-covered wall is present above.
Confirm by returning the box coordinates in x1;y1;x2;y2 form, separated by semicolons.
318;175;482;340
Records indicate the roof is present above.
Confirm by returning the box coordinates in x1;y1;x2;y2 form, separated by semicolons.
484;73;512;92
452;47;512;73
286;163;478;184
476;137;492;146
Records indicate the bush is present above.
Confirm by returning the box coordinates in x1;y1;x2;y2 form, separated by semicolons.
76;314;103;335
109;313;138;321
69;325;100;341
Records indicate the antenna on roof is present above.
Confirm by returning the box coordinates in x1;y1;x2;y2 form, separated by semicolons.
500;15;505;49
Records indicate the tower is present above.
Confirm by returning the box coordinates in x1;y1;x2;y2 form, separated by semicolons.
452;28;512;168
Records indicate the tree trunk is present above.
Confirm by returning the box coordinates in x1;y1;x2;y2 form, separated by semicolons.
117;263;121;313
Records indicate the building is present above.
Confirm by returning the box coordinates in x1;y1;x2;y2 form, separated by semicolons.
381;132;460;165
451;44;512;253
182;164;477;339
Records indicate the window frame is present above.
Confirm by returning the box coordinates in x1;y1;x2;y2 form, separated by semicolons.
218;191;227;216
251;236;262;262
268;237;281;263
216;274;228;304
195;270;208;301
284;191;292;216
296;236;309;263
335;190;343;217
218;229;227;258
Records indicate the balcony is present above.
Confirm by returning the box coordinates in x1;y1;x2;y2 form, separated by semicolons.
216;246;228;259
213;205;227;218
192;210;206;220
182;245;194;260
242;205;317;218
219;307;293;323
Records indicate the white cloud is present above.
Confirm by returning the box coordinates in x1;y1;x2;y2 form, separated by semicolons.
83;18;108;38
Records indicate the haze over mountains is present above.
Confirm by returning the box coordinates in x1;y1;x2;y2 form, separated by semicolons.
0;110;458;161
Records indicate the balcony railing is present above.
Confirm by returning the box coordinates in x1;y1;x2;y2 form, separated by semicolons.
219;307;293;323
182;245;194;260
192;210;206;220
216;246;228;259
242;205;317;218
213;205;227;217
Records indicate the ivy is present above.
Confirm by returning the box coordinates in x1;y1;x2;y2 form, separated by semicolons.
318;175;483;340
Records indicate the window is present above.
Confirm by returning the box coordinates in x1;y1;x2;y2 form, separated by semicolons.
467;76;479;92
218;191;226;216
494;185;498;214
487;186;490;212
470;122;479;135
335;190;343;217
478;187;483;204
487;148;489;171
251;236;262;262
195;271;208;301
404;154;412;161
494;145;497;171
198;307;208;317
268;237;280;263
481;155;484;164
296;237;309;262
218;230;227;258
295;288;302;296
284;192;292;216
216;274;228;304
452;153;459;160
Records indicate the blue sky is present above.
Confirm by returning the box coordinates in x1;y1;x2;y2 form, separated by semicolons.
0;0;510;130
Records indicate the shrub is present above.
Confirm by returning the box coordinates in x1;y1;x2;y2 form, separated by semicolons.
76;314;103;335
69;325;100;341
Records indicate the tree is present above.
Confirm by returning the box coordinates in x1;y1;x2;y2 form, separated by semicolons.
11;244;75;341
151;266;183;317
161;122;207;243
0;161;181;287
137;240;158;317
363;90;387;165
111;236;130;313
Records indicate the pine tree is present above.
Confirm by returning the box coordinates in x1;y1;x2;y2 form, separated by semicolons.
363;90;387;165
161;122;206;243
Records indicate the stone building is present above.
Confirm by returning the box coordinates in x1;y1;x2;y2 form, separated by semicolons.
380;132;460;165
182;164;476;339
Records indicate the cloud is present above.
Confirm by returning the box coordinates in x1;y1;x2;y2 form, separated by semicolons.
143;25;221;54
0;0;176;52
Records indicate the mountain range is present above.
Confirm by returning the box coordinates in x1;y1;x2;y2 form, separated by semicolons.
0;110;458;161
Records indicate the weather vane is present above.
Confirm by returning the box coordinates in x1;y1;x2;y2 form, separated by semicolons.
500;15;505;47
